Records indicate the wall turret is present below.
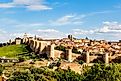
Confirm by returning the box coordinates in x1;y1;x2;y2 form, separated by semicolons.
86;51;90;63
50;43;55;59
67;46;72;62
104;53;109;64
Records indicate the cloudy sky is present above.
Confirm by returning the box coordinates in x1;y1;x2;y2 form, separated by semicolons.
0;0;121;42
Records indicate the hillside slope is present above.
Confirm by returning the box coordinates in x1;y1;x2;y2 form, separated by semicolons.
0;44;28;58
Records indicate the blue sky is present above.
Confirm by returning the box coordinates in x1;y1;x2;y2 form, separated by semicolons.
0;0;121;42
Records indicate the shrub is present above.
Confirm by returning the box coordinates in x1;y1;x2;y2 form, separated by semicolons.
0;65;4;76
18;56;25;62
78;60;85;65
55;46;66;52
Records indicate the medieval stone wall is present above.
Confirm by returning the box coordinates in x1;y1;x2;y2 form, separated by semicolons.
22;37;121;64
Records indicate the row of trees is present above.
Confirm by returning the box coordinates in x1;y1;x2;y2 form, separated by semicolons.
83;63;121;81
8;67;82;81
6;63;121;81
0;43;8;47
0;42;16;47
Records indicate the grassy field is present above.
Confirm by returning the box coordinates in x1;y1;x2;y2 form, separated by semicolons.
0;44;28;58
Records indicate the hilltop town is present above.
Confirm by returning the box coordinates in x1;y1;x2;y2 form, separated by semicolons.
0;33;121;81
11;33;121;64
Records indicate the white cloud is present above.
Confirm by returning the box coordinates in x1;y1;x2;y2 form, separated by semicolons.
13;0;40;5
37;29;59;33
0;3;14;8
35;29;65;39
72;22;121;36
4;29;66;41
10;33;35;38
0;29;9;43
0;0;52;11
14;23;44;28
70;21;121;40
27;5;52;10
0;29;7;34
50;15;83;26
0;29;64;43
1;20;121;43
76;11;116;20
87;11;114;16
71;29;95;35
98;21;121;33
56;15;74;24
0;18;66;42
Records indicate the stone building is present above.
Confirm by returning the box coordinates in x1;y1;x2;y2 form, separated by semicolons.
15;38;22;45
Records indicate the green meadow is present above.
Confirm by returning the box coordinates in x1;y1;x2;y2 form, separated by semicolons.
0;44;28;58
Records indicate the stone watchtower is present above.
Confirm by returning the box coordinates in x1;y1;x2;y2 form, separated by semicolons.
35;41;40;53
50;43;55;59
104;53;109;63
23;33;28;43
68;35;73;41
66;46;72;62
86;51;90;63
15;38;21;45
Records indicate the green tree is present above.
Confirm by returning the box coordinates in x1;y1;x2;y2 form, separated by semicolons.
8;71;35;81
54;68;83;81
72;47;81;54
0;65;4;76
18;56;25;62
55;46;66;52
8;67;83;81
83;63;121;81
